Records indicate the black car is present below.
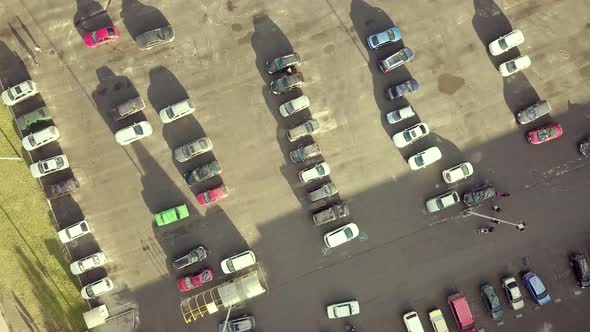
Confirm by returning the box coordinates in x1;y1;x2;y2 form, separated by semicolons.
579;139;590;156
265;53;300;74
463;185;495;207
184;161;222;186
571;253;590;288
480;284;504;320
172;246;208;270
270;73;304;95
43;178;80;200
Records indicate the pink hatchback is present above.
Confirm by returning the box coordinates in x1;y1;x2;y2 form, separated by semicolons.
196;185;228;206
84;25;120;48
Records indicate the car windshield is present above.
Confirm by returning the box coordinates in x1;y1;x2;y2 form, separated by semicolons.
56;157;65;168
414;155;424;167
86;285;95;297
304;122;314;133
371;35;379;45
403;131;412;141
391;112;401;121
107;27;115;36
27;135;37;146
203;191;211;202
507;61;518;72
460;165;469;175
343;228;353;239
436;199;444;209
77;260;86;271
80;223;88;232
489;293;500;307
7;89;15;99
198;140;209;149
537;289;548;299
166;107;175;119
184;277;194;289
91;31;98;42
405;81;414;91
387;29;396;40
498;38;509;50
133;125;144;135
316;165;326;175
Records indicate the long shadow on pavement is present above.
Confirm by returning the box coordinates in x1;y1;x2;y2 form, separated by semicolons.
121;0;170;39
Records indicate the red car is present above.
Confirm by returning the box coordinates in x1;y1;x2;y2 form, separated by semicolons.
177;268;213;292
527;123;563;144
84;26;120;48
197;185;228;206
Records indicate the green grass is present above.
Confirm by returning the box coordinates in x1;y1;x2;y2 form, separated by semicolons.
0;105;86;331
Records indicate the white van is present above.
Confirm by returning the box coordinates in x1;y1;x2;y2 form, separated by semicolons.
220;250;256;274
403;311;425;332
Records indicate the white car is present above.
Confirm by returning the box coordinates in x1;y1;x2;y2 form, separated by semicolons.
498;55;531;77
1;80;38;106
425;191;460;213
30;154;69;178
115;121;153;145
488;30;525;56
502;276;525;310
326;300;360;319
279;95;310;117
442;162;474;184
174;137;213;162
159;99;195;123
220;250;256;274
22;126;60;151
298;162;330;183
408;147;442;170
57;220;90;244
403;311;425;332
81;277;114;300
324;223;359;248
392;123;429;148
386;105;415;124
70;252;107;275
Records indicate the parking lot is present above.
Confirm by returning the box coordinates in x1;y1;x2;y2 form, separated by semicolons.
1;0;590;331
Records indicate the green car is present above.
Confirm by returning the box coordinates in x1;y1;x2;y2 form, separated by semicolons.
155;204;189;226
15;107;52;131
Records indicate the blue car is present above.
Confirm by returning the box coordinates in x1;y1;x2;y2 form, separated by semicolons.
522;272;551;305
386;79;419;100
367;27;402;49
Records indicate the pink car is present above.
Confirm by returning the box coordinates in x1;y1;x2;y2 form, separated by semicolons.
196;185;228;206
84;26;120;48
177;268;213;292
527;123;563;144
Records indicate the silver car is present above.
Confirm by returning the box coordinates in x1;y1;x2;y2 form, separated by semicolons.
308;182;338;202
516;100;551;124
174;137;213;162
289;143;321;163
136;25;175;50
219;315;255;332
1;80;38;106
287;119;320;142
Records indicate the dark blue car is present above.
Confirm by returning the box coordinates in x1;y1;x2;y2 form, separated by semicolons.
386;79;419;100
522;272;550;305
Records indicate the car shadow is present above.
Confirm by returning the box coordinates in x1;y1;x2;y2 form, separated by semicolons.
472;0;518;69
503;72;540;116
146;65;189;116
73;0;112;38
120;0;170;40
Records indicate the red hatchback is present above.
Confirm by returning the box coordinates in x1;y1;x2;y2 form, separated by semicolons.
527;123;563;144
177;268;213;292
84;25;120;48
197;185;228;206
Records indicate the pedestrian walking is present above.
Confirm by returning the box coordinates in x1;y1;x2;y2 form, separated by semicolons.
492;205;501;212
495;191;511;198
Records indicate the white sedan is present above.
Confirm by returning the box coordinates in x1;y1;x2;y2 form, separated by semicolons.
1;80;38;106
408;147;442;170
30;154;69;178
70;252;107;275
498;55;531;77
327;300;360;319
386;105;415;124
58;220;91;244
425;191;460;213
442;162;474;184
489;30;525;56
115;121;153;145
81;277;114;300
159;99;195;123
392;123;429;148
298;162;331;183
324;223;359;248
22;126;60;151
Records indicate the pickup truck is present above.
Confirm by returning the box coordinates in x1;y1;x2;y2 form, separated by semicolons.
312;201;349;226
110;96;145;121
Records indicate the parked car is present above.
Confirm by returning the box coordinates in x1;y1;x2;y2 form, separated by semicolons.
298;162;331;183
447;292;475;332
463;185;495;207
185;161;222;185
522;272;551;305
279;95;310;117
57;220;90;244
15;106;51;130
579;139;590;156
270;73;304;94
501;276;525;310
136;25;175;50
115;121;153;145
386;105;415;124
81;277;114;299
221;250;256;274
22;126;60;151
571;253;590;288
392;122;429;148
516;100;551;125
498;55;531;77
480;284;504;320
367;26;401;49
379;47;414;73
30;154;69;178
266;53;300;74
177;268;214;292
289;143;321;163
442;162;474;184
84;25;120;48
219;315;255;332
155;204;189;226
387;79;419;100
160;99;195;123
324;222;359;248
403;311;425;332
408;147;442;170
428;309;449;332
110;96;146;121
488;30;525;56
287;119;320;142
527;123;563;144
44;178;79;200
1;80;38;106
327;300;360;319
308;182;338;202
426;191;460;213
174;137;213;162
70;252;107;275
172;246;208;270
312;201;350;226
197;185;228;206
